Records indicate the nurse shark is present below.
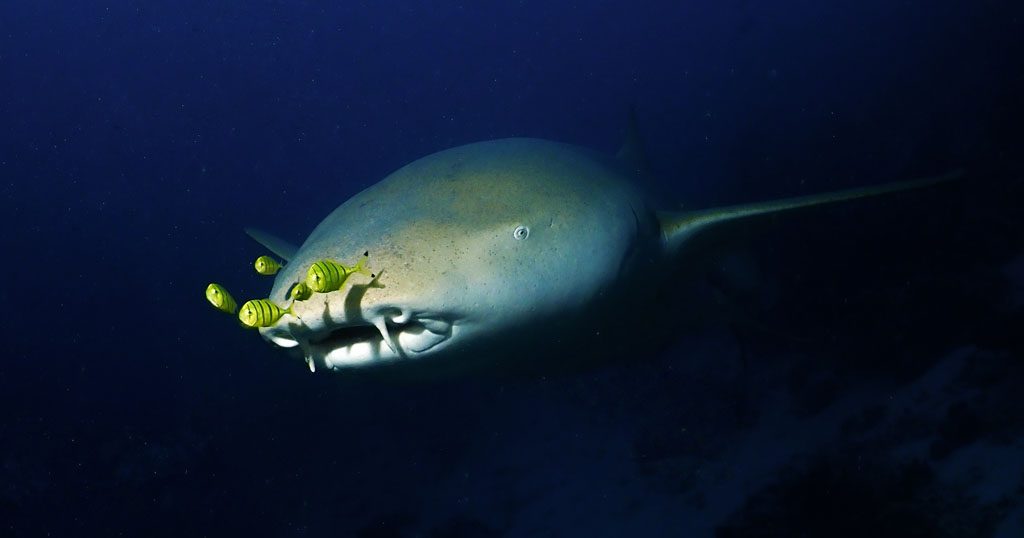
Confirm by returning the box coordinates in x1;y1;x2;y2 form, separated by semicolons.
243;123;957;378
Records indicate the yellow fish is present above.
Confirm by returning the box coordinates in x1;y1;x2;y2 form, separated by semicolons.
254;255;282;275
205;283;238;314
305;252;373;293
238;299;293;328
288;282;312;301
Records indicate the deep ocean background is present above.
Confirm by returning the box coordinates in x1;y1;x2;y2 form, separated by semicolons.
2;1;1023;536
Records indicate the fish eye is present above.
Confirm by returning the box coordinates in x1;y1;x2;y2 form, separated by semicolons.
513;225;529;240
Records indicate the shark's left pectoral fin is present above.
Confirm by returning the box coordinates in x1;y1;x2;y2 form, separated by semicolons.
658;169;963;254
245;228;299;262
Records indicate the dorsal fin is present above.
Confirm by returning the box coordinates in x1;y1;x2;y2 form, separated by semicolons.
245;228;298;262
615;106;648;176
658;170;963;253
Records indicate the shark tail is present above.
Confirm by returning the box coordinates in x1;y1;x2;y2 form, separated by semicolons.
657;169;963;253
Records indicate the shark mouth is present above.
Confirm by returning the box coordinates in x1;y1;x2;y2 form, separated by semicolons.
263;312;456;372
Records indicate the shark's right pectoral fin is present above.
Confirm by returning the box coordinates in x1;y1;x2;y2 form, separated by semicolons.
657;169;963;255
245;228;299;262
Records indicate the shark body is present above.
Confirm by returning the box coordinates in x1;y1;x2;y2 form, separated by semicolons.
250;134;954;378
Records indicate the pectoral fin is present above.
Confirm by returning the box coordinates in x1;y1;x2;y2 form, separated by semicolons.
245;228;299;262
658;170;962;253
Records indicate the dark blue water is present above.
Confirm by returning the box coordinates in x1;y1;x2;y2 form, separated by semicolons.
2;1;1023;536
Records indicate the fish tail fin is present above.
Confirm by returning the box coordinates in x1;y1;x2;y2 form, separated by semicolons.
225;296;238;315
353;251;373;276
368;268;385;287
658;169;962;253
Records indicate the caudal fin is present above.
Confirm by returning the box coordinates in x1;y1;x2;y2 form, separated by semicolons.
657;169;962;253
353;251;373;276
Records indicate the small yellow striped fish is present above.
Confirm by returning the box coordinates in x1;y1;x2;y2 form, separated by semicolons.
305;252;373;293
238;299;293;328
288;282;312;301
205;283;238;314
254;255;282;275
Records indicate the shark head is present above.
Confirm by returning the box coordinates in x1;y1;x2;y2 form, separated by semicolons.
258;138;661;374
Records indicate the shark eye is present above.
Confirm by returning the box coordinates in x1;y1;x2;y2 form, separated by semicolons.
513;225;529;240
